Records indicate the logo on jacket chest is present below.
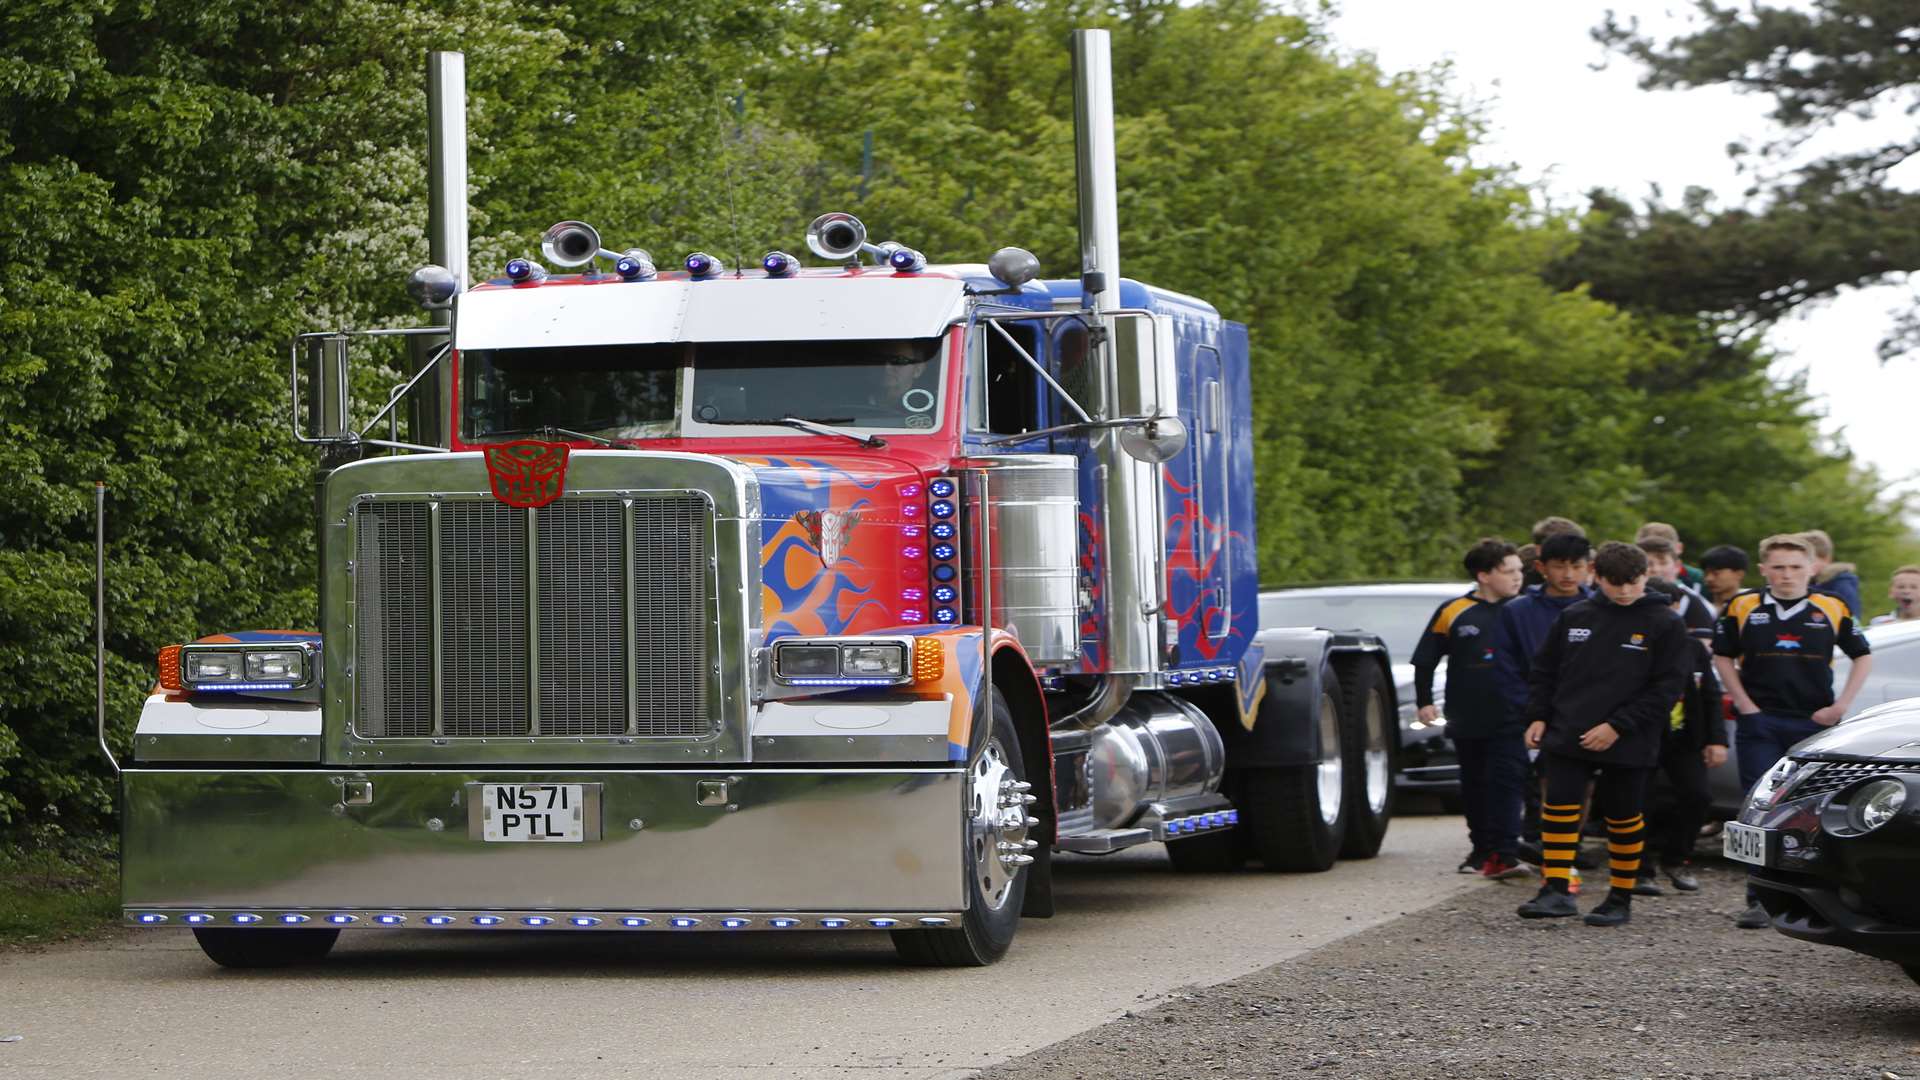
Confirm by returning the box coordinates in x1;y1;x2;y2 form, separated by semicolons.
1748;611;1771;625
1567;627;1592;643
1775;633;1803;650
1455;624;1481;637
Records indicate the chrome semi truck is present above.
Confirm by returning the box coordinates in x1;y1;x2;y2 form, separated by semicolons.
115;30;1396;967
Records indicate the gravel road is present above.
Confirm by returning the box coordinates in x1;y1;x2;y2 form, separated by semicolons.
979;858;1920;1080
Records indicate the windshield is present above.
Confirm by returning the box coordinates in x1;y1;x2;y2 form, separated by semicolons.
1259;592;1455;661
461;338;947;442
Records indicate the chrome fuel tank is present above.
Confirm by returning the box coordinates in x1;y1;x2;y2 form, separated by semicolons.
1085;693;1225;830
965;455;1080;665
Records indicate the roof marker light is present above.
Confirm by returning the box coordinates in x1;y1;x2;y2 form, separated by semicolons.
570;916;601;927
620;917;651;928
279;913;310;925
425;915;455;926
505;258;547;285
761;251;800;277
887;247;927;273
684;252;724;279
615;249;657;281
231;913;263;925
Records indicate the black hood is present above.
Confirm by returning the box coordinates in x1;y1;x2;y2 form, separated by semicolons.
1793;699;1920;763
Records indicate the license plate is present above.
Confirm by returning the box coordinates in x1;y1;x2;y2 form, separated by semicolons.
473;784;595;843
1723;821;1772;867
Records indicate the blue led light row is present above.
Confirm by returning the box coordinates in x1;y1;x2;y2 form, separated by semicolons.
1165;667;1236;686
134;912;954;930
188;682;297;693
1162;810;1240;838
924;475;962;626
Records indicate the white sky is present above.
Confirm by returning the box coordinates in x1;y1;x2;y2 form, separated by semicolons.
1327;1;1920;519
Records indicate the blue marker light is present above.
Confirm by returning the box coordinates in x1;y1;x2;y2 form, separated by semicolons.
471;915;503;926
521;916;552;927
929;501;955;519
615;251;656;281
425;915;455;926
932;564;956;583
279;913;310;925
931;543;955;561
917;917;951;927
933;585;956;603
684;252;724;278
184;913;214;925
327;913;358;925
887;247;926;273
819;918;851;929
929;479;956;498
1225;810;1240;825
137;913;167;924
571;916;601;927
867;917;899;928
721;917;751;929
669;917;700;929
231;913;263;925
769;918;801;929
761;251;800;277
620;917;651;928
375;914;405;925
505;258;547;284
934;608;958;624
931;521;955;539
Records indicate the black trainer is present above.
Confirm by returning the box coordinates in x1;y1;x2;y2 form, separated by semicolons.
1517;887;1579;919
1735;902;1770;929
1664;861;1700;892
1585;895;1632;927
1632;869;1665;897
1458;850;1488;875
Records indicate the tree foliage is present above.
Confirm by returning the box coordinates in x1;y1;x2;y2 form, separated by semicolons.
0;0;1909;841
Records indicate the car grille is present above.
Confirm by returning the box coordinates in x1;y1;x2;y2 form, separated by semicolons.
353;495;711;739
1788;760;1920;800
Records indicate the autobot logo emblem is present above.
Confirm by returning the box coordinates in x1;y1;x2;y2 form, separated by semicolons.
794;509;861;568
482;441;570;508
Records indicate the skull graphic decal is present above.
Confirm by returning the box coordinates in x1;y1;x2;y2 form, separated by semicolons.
793;509;862;569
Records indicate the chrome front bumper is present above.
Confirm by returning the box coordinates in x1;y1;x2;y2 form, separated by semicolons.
122;767;965;924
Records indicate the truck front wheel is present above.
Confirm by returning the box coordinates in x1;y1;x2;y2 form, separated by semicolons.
892;688;1030;966
192;927;340;968
1238;664;1348;872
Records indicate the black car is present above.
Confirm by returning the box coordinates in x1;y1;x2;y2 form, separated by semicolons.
1730;697;1920;985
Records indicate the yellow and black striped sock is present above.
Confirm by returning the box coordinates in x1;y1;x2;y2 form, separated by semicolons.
1541;801;1582;893
1606;814;1646;900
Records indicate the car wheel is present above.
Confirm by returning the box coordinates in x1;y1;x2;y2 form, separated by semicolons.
892;688;1029;966
193;927;340;968
1338;660;1394;859
1238;663;1348;873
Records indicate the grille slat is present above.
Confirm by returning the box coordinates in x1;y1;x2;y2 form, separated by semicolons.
1790;760;1920;800
353;494;710;742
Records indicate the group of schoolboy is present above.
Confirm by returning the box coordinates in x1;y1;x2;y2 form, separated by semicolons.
1413;519;1883;928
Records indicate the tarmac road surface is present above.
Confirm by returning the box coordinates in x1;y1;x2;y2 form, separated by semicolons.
1;815;1479;1080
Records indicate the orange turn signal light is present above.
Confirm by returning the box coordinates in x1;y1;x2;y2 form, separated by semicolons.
157;645;183;692
913;637;944;684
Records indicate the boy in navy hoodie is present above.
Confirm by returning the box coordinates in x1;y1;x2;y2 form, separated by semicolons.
1516;542;1692;927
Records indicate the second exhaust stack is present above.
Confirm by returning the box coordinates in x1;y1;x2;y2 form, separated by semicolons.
1072;29;1121;311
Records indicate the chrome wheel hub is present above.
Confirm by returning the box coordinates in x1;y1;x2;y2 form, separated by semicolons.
1364;692;1390;815
1316;694;1344;827
970;736;1037;913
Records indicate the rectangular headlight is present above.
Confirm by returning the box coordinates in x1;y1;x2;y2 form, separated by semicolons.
774;644;841;679
244;650;307;683
841;644;906;676
184;650;244;684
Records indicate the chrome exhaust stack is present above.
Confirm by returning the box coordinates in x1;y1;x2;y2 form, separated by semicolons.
1071;29;1121;308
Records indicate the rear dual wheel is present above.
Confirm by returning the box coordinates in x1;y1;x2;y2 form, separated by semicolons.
1237;662;1350;873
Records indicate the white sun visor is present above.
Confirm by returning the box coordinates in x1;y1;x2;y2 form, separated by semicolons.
454;275;968;350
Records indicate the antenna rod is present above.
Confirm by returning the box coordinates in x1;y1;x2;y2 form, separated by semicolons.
96;481;117;774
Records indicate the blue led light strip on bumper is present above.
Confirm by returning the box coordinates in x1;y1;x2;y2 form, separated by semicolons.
126;909;967;931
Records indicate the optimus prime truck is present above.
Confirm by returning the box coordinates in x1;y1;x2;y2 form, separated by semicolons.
112;31;1396;968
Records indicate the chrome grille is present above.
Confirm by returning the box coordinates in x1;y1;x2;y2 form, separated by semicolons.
1790;760;1920;800
352;494;710;740
354;503;432;737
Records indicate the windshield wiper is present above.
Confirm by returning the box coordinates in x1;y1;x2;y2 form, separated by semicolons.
477;425;621;446
706;416;885;449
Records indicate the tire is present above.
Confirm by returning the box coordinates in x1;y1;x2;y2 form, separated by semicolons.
893;688;1029;966
1238;664;1349;873
1338;660;1395;859
193;927;340;969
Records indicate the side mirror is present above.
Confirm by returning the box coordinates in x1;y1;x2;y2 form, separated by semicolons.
1117;413;1187;463
406;264;459;309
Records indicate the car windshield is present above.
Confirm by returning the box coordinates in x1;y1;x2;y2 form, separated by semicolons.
1259;592;1456;661
461;337;946;442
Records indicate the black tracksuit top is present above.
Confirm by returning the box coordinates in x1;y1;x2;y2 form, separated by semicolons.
1524;593;1693;768
1410;592;1510;737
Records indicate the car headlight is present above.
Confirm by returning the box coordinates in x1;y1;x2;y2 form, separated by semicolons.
1848;779;1907;834
771;637;938;687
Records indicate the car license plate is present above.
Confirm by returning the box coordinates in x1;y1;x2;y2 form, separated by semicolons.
1723;821;1772;867
473;784;593;843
